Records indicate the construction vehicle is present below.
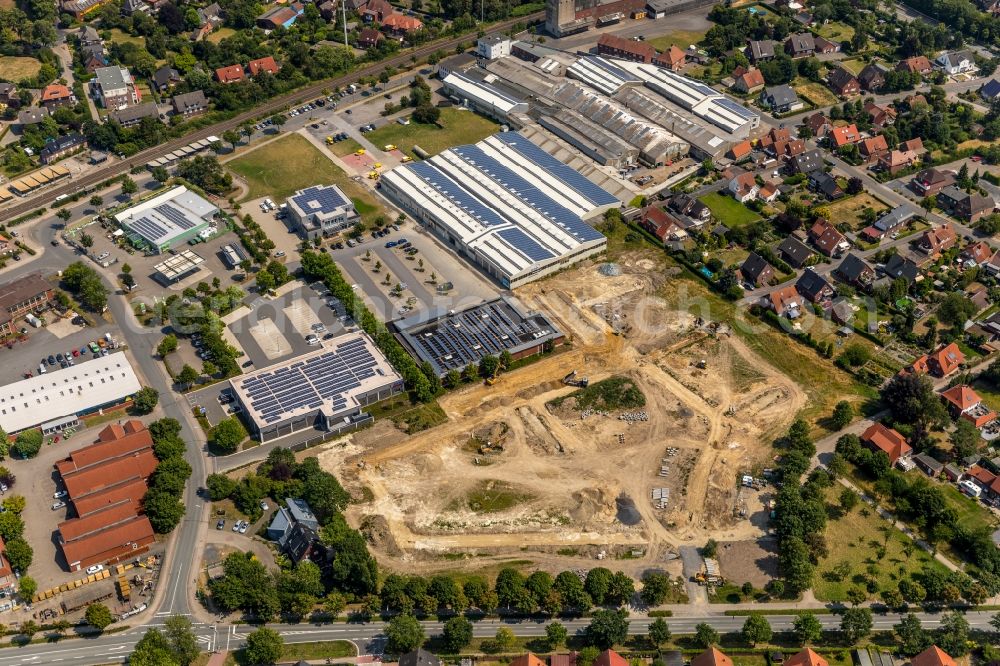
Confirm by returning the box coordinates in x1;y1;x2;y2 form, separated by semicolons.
563;369;590;388
355;148;366;156
325;136;334;145
401;155;412;163
384;144;397;151
373;162;382;169
485;364;502;386
695;558;724;586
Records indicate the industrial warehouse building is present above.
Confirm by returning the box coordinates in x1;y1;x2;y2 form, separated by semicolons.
287;185;360;240
116;186;219;253
0;353;142;435
440;71;530;123
393;297;564;377
55;420;157;571
229;331;404;442
379;132;618;288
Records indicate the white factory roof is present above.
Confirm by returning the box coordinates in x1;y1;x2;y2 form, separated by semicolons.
617;62;758;134
230;331;401;427
441;72;527;114
0;353;142;433
115;186;218;246
381;132;616;282
567;56;642;96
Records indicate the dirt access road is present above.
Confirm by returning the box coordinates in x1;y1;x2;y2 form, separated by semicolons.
321;251;805;577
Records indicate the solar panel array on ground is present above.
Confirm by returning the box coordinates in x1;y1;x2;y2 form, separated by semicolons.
405;300;555;372
236;337;380;424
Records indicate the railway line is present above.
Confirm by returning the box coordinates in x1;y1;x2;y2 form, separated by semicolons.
0;12;543;222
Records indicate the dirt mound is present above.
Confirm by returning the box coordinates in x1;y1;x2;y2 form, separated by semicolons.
517;406;565;454
569;487;616;524
360;514;402;557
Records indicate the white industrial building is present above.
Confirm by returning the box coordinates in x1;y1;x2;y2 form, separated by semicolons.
477;34;512;59
618;62;760;136
379;132;618;288
440;72;529;122
286;185;360;240
115;186;219;253
230;331;403;442
0;353;142;435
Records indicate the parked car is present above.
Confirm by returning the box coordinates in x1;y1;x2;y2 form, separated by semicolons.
238;522;248;534
216;519;225;530
53;490;67;499
260;501;269;511
86;564;105;575
51;501;65;510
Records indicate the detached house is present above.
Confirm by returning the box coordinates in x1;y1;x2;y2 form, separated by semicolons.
864;102;896;129
739;252;775;287
804;112;831;138
927;342;965;377
961;240;993;267
746;39;775;63
941;385;997;427
911;168;955;196
734;68;765;94
171;90;208;117
919;223;958;256
382;13;424;36
727;170;759;203
809;170;844;200
937;186;995;223
829;124;861;149
40;84;76;110
861;422;912;464
796;268;834;304
248;56;280;77
215;64;245;84
835;253;876;288
858;63;888;91
809;218;849;257
788;149;824;174
779;236;815;268
827;67;860;97
785;33;815;58
766;284;805;318
759;85;802;113
859;135;889;163
936;51;975;75
897;56;932;75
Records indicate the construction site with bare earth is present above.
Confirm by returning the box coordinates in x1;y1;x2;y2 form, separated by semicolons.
315;247;808;584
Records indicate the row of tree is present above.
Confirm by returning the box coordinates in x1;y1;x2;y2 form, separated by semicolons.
143;418;191;533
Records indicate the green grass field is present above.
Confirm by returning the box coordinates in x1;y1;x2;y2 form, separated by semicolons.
367;107;499;158
461;480;534;514
816;21;855;42
328;137;364;157
228;133;382;222
108;28;146;48
0;56;41;82
646;29;707;51
698;192;761;227
207;27;237;43
819;192;889;230
838;59;866;75
813;485;948;602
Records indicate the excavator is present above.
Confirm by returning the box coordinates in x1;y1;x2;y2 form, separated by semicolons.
485;363;502;386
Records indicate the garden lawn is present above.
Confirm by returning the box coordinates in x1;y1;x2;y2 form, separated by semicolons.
646;29;707;51
818;22;856;42
820;192;889;230
698;192;761;227
813;485;949;602
328;137;364;157
837;59;866;75
228;133;383;222
207;27;237;43
0;56;41;82
366;107;499;158
795;81;839;107
108;28;146;48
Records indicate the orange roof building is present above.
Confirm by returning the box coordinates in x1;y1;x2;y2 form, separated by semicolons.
215;64;245;83
941;384;997;427
58;500;138;543
911;647;957;666
860;422;912;464
55;420;152;476
786;649;829;666
61;449;158;500
59;514;155;571
382;13;423;33
927;342;964;377
248;56;280;76
72;477;149;517
728;140;752;160
593;650;628;666
692;648;734;666
510;655;546;666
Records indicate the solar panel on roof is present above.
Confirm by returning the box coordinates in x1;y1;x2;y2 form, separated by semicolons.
494;133;618;207
408;162;508;228
155;204;197;230
497;228;554;262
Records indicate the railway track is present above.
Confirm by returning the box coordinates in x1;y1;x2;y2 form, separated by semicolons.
0;12;543;221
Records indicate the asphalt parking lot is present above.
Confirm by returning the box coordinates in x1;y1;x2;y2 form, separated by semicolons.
0;315;121;386
330;220;500;322
227;283;347;369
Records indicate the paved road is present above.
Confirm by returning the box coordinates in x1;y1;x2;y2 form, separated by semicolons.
0;611;998;666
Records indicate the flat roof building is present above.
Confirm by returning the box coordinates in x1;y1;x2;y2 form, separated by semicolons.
115;186;218;253
379;132;617;288
441;71;530;123
0;353;142;435
153;250;206;283
393;296;564;376
287;185;360;240
229;331;404;442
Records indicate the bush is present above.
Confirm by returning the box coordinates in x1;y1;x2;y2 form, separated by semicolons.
211;417;247;453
